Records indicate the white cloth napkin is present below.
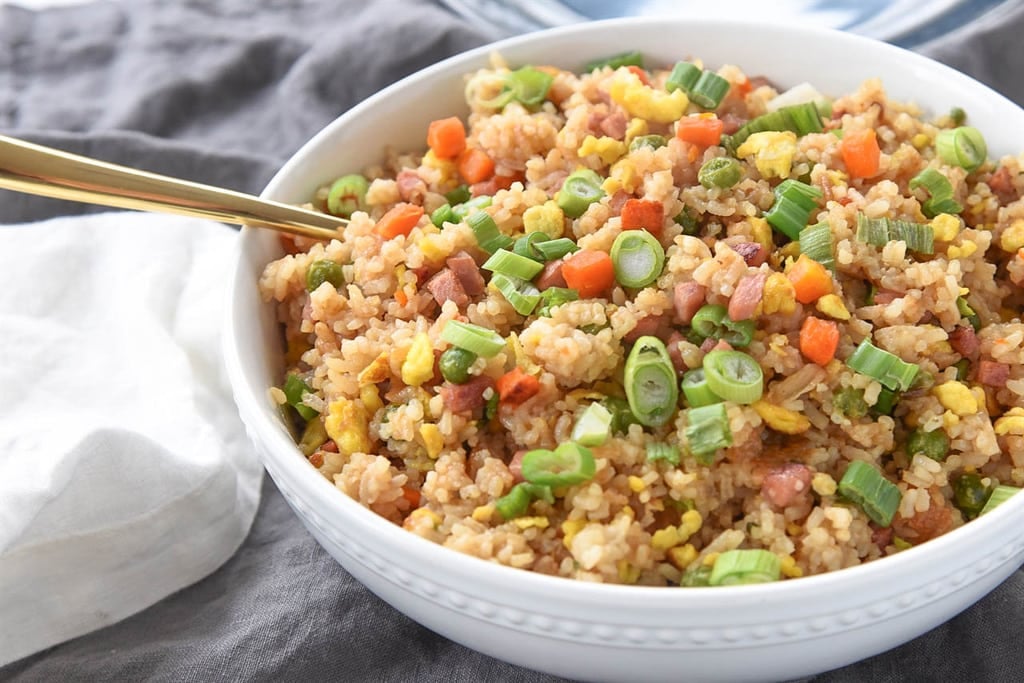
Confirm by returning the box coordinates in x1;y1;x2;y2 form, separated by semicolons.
0;212;262;666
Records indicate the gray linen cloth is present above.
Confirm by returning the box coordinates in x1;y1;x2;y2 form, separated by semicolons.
2;1;1023;680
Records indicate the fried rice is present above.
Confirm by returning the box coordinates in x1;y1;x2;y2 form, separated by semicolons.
259;52;1024;586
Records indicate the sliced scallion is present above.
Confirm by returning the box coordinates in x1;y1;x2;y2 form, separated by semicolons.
483;248;545;280
838;460;901;527
495;482;539;520
583;50;644;72
698;156;743;189
571;402;613;447
722;102;824;154
799;222;835;271
665;62;701;94
602;396;640;435
957;296;981;331
981;485;1020;515
708;549;781;586
909;167;962;218
536;286;579;317
702;350;764;404
430;203;455;228
765;179;823;240
283;374;318;421
855;214;934;255
467;210;514;254
689;304;755;348
685;402;733;464
513;231;552;262
629;134;667;152
645;442;680;466
452;195;493;221
624;336;679;428
610;229;665;288
444;184;472;205
846;339;919;392
954;472;990;519
681;368;721;407
871;386;900;416
558;169;605;218
936;126;987;172
521;442;596;487
440;320;506;358
534;237;580;261
506;66;553;107
690;70;731;109
490;273;541;316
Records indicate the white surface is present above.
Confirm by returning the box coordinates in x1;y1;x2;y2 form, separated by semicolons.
227;17;1024;683
0;212;262;666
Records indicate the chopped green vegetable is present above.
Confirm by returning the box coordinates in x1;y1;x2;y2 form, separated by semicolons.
936;126;987;172
681;368;721;408
513;231;552;262
490;273;542;316
467;211;514;254
906;427;950;462
702;350;764;404
689;304;755;346
765;179;823;240
799;222;835;271
283;373;318;421
624;336;679;428
298;417;328;456
452;195;493;221
505;66;553;107
680;564;713;587
956;297;981;332
949;107;966;126
722;102;824;154
665;62;729;109
483;248;545;280
584;50;644;72
909;168;963;218
674;207;701;236
846;339;919;391
698;156;743;189
602;396;640;435
534;237;579;261
629;134;667;152
558;169;605;218
571;402;613;447
441;320;506;358
439;347;477;384
981;485;1020;515
645;442;680;465
832;386;868;419
430;203;455;228
444;184;471;205
306;259;346;292
709;549;781;586
953;472;990;519
871;386;900;416
665;62;701;94
685;402;733;464
536;286;579;317
495;482;533;519
484;392;500;421
839;460;901;527
610;229;665;288
326;173;369;218
953;358;971;381
521;442;596;487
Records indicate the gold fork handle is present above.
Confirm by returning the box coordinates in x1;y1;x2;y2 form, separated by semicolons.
0;134;343;241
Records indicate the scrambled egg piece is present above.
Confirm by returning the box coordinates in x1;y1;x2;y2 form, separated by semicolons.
931;213;961;242
471;505;494;523
358;351;391;386
749;217;773;252
753;400;812;434
561;519;586;549
1000;218;1024;252
418;234;451;263
609;71;689;123
947;241;978;259
421;149;457;185
995;407;1024;436
667;544;698;570
623;117;649;146
401;333;435;387
933;381;978;416
578;135;626;166
762;273;797;315
651;526;683;551
325;398;372;456
779;555;803;578
419;423;444;459
522;200;565;238
811;472;837;496
602;158;640;195
627;475;647;493
815;293;851;321
359;385;383;413
735;131;798;179
513;516;550;530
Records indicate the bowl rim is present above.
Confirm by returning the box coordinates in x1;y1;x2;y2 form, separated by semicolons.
235;15;1024;607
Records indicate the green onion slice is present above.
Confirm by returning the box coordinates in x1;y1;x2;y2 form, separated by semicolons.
444;184;472;205
956;296;981;331
702;350;764;404
846;339;919;391
495;482;533;520
709;549;781;586
645;442;680;466
558;169;605;218
326;173;369;218
838;460;901;527
611;229;665;288
483;248;545;280
513;231;552;262
674;207;700;236
452;195;493;220
799;222;835;271
665;62;701;94
871;386;900;416
536;286;579;317
440;320;506;358
602;396;640;435
909;167;963;218
855;214;934;255
685;403;732;464
698;156;743;189
467;210;514;254
506;66;554;107
981;485;1021;515
583;50;644;72
283;374;318;421
534;237;579;261
682;368;722;407
490;273;541;316
624;336;679;428
689;304;755;348
936;126;987;172
954;472;990;519
571;402;613;447
430;204;455;228
520;442;596;487
298;417;328;456
765;179;823;240
722;102;824;154
690;71;731;109
629;134;667;152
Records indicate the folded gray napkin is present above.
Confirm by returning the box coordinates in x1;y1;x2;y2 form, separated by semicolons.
2;1;1023;680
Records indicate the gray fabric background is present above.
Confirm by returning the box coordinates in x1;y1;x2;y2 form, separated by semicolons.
1;1;1023;680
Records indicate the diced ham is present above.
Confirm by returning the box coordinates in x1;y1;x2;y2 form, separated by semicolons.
871;525;893;549
893;495;953;543
609;190;630;215
748;75;775;91
599;111;628;140
508;450;526;483
728;271;767;321
536;259;567;290
700;337;734;353
731;242;768;267
587;110;606;134
761;462;813;509
673;281;707;325
446;251;485;297
623;314;669;344
439;375;494;413
425;269;469;308
988;165;1019;203
948;326;979;358
872;290;901;305
320;440;339;453
978;359;1010;388
396;169;427;204
410;265;433;284
666;331;687;374
720;112;745;135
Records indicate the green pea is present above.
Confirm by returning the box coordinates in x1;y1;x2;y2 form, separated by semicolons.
326;174;369;218
674;206;700;236
953;472;990;519
629;134;667;152
306;259;345;292
439;347;477;384
906;428;950;462
698;156;743;189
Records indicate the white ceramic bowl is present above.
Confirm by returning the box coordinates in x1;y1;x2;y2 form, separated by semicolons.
225;18;1024;682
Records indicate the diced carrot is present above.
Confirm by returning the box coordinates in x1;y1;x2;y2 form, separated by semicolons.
394;287;409;306
471;171;524;197
375;203;424;240
676;114;724;147
626;65;649;85
734;77;752;97
787;253;834;304
562;249;616;299
799;317;840;366
401;486;421;508
278;233;303;255
427;117;467;160
458;148;495;185
620;198;664;236
841;128;881;179
496;367;541;406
